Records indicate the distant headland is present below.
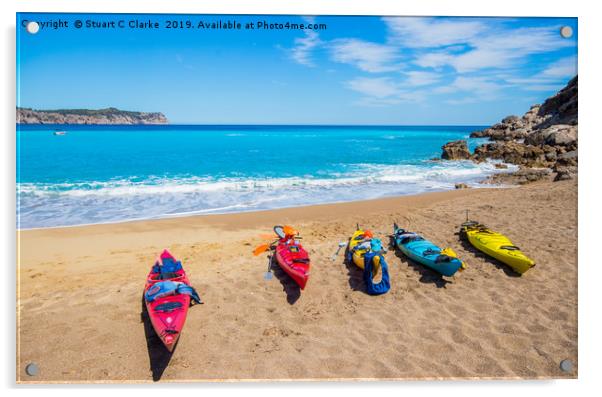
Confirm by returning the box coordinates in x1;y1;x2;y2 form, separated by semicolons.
16;107;168;125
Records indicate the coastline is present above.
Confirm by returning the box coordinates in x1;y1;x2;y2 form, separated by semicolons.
18;179;577;381
17;182;515;231
16;107;168;125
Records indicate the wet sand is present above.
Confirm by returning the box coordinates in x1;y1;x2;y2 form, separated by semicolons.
17;179;577;382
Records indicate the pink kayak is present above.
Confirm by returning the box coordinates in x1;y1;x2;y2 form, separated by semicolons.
144;250;191;352
273;226;311;289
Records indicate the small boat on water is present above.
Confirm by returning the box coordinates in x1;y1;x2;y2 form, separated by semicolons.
53;131;67;136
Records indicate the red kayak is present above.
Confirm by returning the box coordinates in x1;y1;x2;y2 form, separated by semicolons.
273;226;311;289
144;250;191;352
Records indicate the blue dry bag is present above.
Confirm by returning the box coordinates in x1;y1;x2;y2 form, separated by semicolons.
363;251;390;295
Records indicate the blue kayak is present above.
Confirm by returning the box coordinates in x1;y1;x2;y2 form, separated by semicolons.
393;223;464;277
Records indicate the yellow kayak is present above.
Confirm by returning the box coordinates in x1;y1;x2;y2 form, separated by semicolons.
461;221;535;274
347;229;381;276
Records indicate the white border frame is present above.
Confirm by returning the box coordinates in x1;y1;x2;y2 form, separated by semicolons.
3;1;600;396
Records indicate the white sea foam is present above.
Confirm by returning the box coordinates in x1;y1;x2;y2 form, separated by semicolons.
17;160;517;229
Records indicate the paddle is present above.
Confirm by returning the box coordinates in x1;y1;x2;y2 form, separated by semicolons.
461;210;479;229
264;254;273;280
253;243;271;256
254;239;276;280
331;242;347;261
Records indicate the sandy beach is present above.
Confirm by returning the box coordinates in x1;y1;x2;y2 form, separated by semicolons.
17;179;577;382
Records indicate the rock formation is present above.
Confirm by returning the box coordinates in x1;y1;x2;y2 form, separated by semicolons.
17;107;168;125
441;140;471;160
442;76;577;183
483;167;552;185
472;141;559;168
470;76;577;143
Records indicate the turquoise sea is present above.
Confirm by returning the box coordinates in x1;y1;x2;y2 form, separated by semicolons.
16;125;511;229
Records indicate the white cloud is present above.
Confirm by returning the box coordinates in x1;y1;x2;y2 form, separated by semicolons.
290;30;321;67
414;51;454;69
397;91;427;102
449;27;573;72
384;17;486;48
329;39;400;73
346;77;400;98
324;18;576;107
389;17;574;73
503;56;576;91
435;76;504;101
403;70;440;86
521;84;566;91
354;92;427;107
445;97;481;105
542;56;577;78
449;49;510;72
505;77;553;85
346;77;427;106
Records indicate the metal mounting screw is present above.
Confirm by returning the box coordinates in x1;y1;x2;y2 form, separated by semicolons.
26;21;40;35
25;363;39;376
560;26;573;39
559;359;573;373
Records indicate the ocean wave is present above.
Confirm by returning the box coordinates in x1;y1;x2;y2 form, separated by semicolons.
17;161;517;228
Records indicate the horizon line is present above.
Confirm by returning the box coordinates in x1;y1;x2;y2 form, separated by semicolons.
16;122;491;127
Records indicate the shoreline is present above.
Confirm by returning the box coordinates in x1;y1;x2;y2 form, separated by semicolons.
17;184;514;232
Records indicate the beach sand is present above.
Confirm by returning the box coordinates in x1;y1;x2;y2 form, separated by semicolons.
17;179;577;382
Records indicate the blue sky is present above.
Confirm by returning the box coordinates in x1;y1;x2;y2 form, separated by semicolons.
17;14;577;125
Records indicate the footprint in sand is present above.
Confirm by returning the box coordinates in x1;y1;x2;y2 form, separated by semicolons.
262;326;300;337
250;326;302;353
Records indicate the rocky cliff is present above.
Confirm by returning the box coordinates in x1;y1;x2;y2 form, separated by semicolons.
17;107;168;125
441;76;577;183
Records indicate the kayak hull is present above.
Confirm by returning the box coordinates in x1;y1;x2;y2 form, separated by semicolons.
463;224;535;274
145;294;190;352
274;240;310;289
394;226;463;277
144;250;191;351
